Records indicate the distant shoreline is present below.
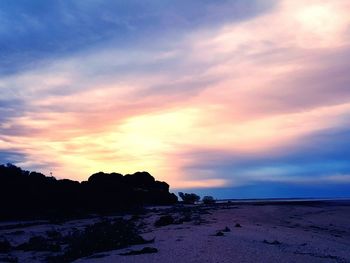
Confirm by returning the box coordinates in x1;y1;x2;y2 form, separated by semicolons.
215;197;350;202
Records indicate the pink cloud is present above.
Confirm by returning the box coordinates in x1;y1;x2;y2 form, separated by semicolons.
1;0;350;188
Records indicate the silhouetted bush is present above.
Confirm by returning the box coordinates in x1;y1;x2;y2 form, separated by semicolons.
51;219;151;262
154;215;175;227
46;230;62;239
16;236;60;252
0;163;178;220
179;211;192;223
0;238;11;252
178;192;200;204
0;256;18;263
202;196;216;204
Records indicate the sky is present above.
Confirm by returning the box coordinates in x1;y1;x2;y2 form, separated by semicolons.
1;0;350;198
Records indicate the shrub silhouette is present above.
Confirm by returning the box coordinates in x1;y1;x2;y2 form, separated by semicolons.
0;163;177;220
17;236;60;252
55;219;151;262
178;192;200;204
202;196;216;204
0;238;11;253
154;215;175;227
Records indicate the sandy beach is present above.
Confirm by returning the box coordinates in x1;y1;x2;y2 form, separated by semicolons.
1;200;350;263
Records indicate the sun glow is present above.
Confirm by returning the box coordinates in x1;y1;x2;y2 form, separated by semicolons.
293;2;350;47
2;0;350;189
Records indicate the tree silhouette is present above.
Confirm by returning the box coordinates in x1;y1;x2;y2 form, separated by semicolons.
178;192;200;204
0;163;178;220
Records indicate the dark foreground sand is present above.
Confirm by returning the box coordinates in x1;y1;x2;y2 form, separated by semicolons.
1;200;350;263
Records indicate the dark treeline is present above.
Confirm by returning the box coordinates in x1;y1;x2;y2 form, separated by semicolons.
0;163;177;220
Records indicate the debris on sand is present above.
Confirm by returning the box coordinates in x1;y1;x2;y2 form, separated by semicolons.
263;240;281;245
215;231;225;236
155;215;175;227
222;226;231;232
120;247;158;256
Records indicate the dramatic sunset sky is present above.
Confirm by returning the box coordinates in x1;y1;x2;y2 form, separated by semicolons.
1;0;350;198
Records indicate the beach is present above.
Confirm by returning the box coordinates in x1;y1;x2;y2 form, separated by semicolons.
1;200;350;263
